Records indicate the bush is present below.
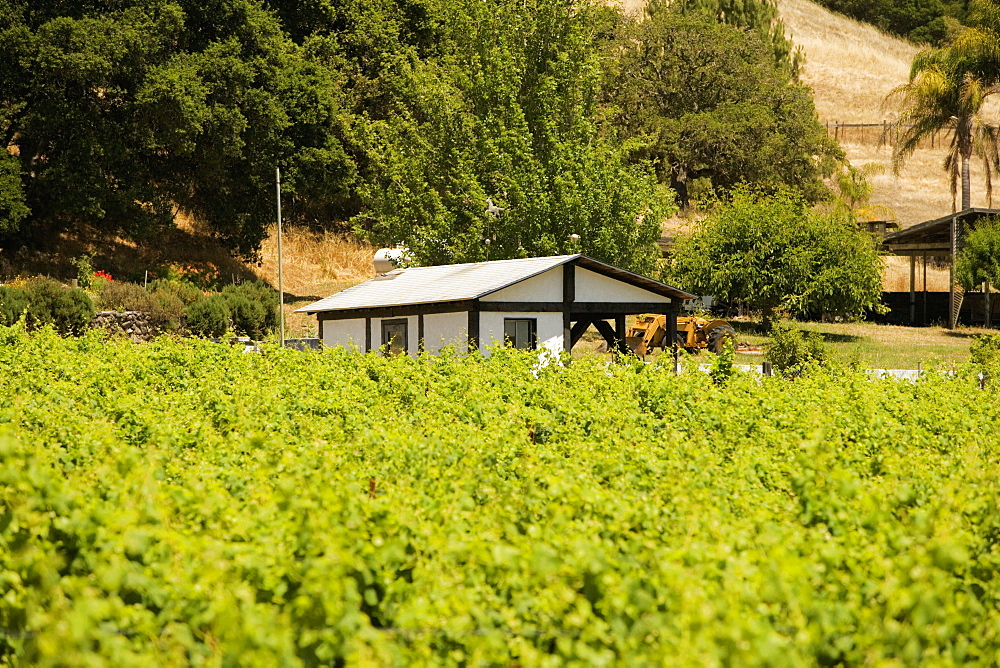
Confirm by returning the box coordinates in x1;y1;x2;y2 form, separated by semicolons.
23;277;94;335
55;289;96;335
222;293;267;339
765;323;828;375
221;282;279;335
147;290;185;332
970;333;1000;386
185;296;230;338
0;286;29;326
148;278;205;306
96;280;153;313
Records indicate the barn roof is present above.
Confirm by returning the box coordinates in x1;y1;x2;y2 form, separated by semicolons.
297;254;693;314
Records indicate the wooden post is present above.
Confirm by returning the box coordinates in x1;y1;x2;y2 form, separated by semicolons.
986;281;992;329
923;252;928;325
614;314;627;356
762;361;773;377
909;254;916;324
949;216;960;329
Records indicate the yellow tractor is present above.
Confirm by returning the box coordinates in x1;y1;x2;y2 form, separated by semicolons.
625;314;736;358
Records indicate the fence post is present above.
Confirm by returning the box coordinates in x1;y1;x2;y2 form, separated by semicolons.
762;361;773;377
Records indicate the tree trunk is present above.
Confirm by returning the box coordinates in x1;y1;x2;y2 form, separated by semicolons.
962;152;971;211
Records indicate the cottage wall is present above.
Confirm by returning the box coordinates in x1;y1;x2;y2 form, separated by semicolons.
321;318;366;350
422;312;469;354
479;311;563;356
480;270;562;302
575;268;673;304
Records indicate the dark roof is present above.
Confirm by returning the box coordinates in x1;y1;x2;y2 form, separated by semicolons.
883;208;1000;251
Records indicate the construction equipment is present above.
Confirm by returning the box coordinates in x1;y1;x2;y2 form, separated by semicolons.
625;314;736;358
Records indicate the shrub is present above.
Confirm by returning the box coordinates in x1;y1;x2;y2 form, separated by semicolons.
54;289;96;335
148;290;186;332
96;280;153;313
0;286;29;326
185;296;229;338
148;278;205;306
222;293;267;339
971;333;1000;386
765;323;828;375
221;282;279;335
22;277;94;335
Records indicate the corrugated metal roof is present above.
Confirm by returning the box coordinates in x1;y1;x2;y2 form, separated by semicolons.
297;255;577;313
296;254;695;313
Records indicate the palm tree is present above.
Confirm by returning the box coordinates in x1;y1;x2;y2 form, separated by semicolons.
884;49;1000;211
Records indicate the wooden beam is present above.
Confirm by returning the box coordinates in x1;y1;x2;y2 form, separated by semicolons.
910;254;916;324
364;317;371;353
315;299;476;321
614;314;628;355
591;319;617;351
477;301;674;314
418;313;425;353
467;308;479;351
569;319;592;348
884;242;952;254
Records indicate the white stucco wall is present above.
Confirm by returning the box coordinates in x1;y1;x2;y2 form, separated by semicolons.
479;311;563;356
480;267;562;302
575;268;672;304
321;318;366;350
422;312;469;354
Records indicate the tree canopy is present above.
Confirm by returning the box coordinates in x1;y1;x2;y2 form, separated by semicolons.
668;188;885;323
605;12;841;208
956;216;1000;289
3;0;841;270
1;0;355;257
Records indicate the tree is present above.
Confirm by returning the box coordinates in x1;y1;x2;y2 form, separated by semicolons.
885;48;1000;211
956;216;1000;289
0;0;357;257
668;188;885;324
342;0;671;273
833;162;895;222
605;12;841;209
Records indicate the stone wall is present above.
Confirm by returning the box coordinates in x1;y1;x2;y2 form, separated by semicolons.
91;311;157;342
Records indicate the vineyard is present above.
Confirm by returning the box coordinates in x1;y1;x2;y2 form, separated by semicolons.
3;328;1000;665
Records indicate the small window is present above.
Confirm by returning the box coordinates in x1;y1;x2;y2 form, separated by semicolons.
503;318;537;350
381;319;408;356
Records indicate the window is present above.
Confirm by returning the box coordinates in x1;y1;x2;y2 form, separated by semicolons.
381;319;408;356
503;318;537;350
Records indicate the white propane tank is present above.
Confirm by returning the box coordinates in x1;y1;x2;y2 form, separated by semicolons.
374;246;411;274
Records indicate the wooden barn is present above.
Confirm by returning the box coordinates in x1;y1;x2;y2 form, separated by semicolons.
297;255;694;356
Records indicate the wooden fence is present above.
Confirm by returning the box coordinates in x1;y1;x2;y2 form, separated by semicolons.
824;121;954;148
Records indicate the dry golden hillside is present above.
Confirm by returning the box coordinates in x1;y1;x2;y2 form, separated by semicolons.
778;0;1000;226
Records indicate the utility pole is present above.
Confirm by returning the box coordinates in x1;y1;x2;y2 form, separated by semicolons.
276;167;285;346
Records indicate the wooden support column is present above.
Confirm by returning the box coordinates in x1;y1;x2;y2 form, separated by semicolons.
364;317;372;353
591;319;618;353
923;252;928;326
467;308;479;352
666;307;678;372
614;314;628;355
987;281;992;329
569;318;592;348
563;263;575;353
418;314;425;353
909;254;916;324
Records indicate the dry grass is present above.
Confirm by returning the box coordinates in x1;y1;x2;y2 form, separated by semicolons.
253;226;375;293
778;0;1000;225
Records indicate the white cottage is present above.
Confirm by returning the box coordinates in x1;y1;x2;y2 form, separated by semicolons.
297;254;694;356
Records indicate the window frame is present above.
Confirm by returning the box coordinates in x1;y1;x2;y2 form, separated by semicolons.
380;318;409;356
503;317;538;351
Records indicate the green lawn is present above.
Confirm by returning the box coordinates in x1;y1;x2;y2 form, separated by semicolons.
730;319;992;369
